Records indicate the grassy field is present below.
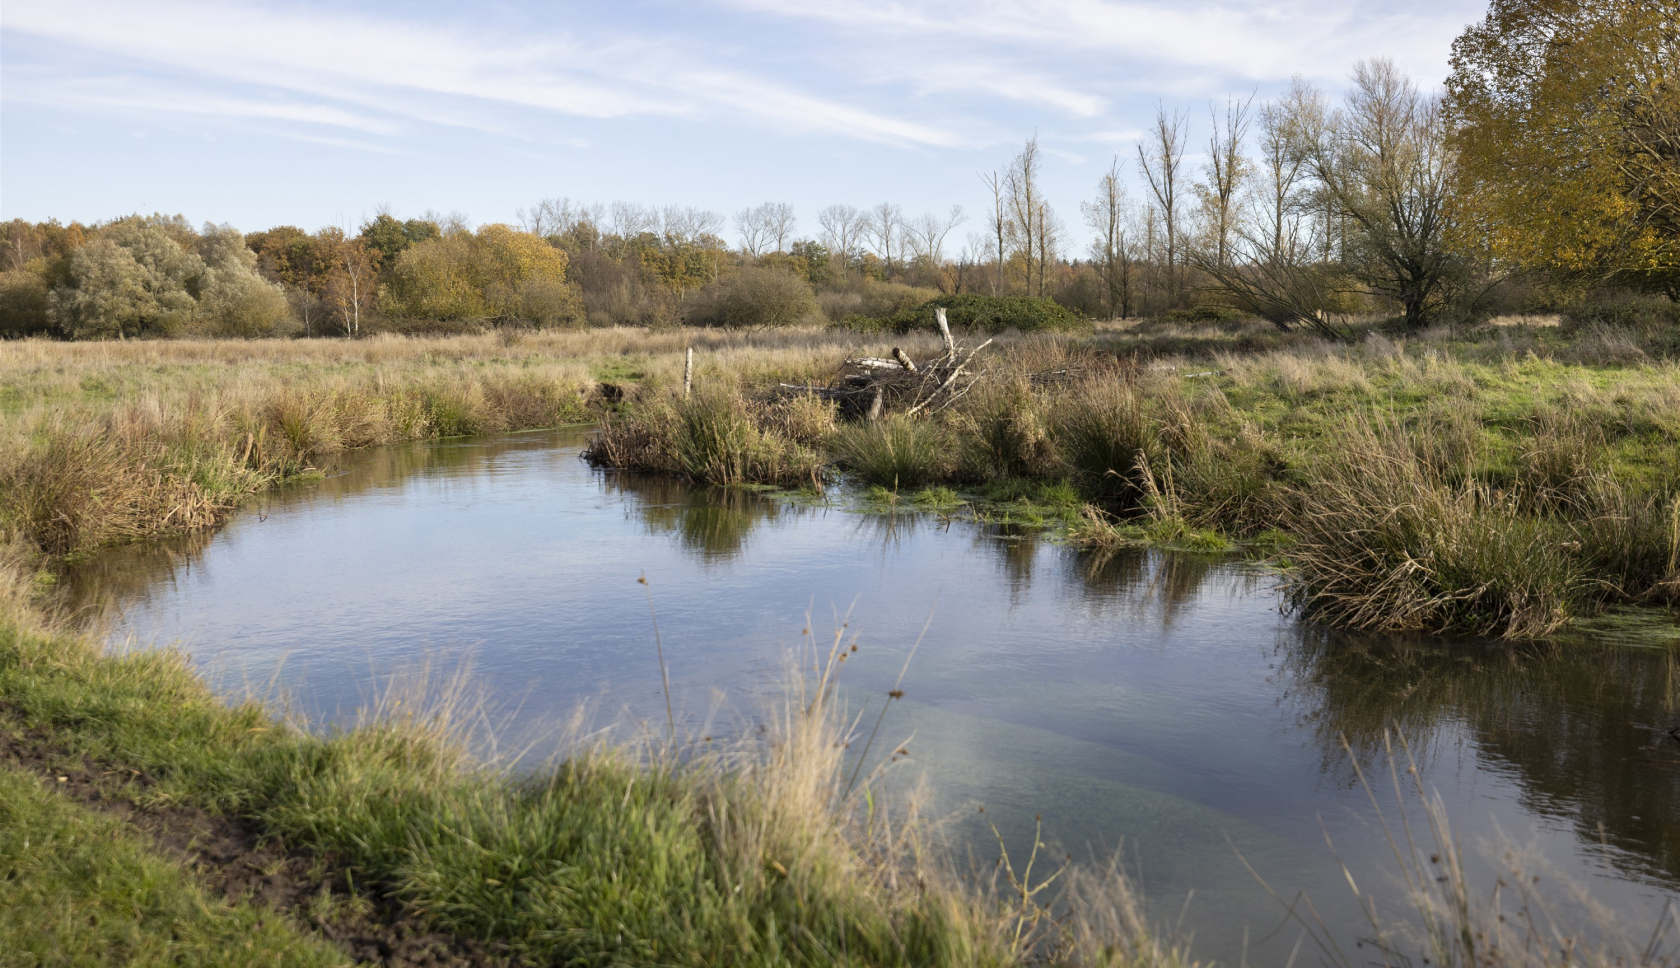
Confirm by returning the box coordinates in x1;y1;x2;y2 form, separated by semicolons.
1;321;1677;964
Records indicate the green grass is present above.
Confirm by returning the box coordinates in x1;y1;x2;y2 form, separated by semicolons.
0;767;348;968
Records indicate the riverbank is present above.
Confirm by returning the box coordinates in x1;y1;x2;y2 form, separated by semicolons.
5;555;1156;967
584;319;1680;639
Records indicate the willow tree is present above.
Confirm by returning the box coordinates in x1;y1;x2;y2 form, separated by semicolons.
1446;0;1680;296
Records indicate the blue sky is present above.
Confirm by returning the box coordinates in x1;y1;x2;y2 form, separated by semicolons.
2;0;1487;249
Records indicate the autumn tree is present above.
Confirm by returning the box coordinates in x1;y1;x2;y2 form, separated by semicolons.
247;226;329;334
48;219;202;338
381;224;581;326
1446;0;1680;296
359;213;440;274
192;224;291;336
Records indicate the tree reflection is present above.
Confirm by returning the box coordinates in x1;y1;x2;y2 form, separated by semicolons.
1284;626;1680;887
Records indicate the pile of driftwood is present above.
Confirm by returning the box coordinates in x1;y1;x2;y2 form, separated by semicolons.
781;309;992;419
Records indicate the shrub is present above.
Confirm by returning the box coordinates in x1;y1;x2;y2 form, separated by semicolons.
955;379;1056;480
0;269;52;337
883;294;1089;335
684;268;819;328
1160;305;1252;324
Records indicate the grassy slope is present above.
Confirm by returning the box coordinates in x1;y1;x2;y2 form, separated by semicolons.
0;768;350;968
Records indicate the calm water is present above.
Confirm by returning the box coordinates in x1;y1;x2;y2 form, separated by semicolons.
64;428;1680;962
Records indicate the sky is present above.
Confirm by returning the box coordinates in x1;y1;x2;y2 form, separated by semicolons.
1;0;1489;250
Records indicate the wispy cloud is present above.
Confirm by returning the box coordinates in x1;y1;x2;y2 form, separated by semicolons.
3;0;960;146
0;0;1488;228
710;0;1474;84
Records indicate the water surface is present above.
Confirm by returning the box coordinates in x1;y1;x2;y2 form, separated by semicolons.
66;428;1680;962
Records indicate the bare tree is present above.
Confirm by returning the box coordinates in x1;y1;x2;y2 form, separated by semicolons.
1006;136;1044;296
762;202;797;254
979;171;1007;294
1194;94;1254;269
660;206;724;246
906;205;967;265
1137;107;1189;304
1305;59;1463;328
817;204;868;263
1082;158;1140;319
608;201;657;241
866;202;904;272
735;205;770;257
1255;80;1318;260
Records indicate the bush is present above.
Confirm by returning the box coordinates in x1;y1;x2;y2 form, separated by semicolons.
0;269;52;337
882;294;1088;335
1051;379;1162;507
684;268;819;328
1160;305;1252;324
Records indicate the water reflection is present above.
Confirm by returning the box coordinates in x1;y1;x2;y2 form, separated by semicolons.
607;476;788;562
1287;629;1680;887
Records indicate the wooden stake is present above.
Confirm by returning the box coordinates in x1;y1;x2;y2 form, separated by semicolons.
683;346;694;398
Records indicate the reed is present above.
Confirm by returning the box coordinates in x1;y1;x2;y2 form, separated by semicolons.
832;414;953;490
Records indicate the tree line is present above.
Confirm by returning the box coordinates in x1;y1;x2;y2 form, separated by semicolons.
1;0;1673;340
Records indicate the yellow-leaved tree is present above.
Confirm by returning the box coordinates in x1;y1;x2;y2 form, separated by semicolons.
381;224;582;325
1446;0;1680;296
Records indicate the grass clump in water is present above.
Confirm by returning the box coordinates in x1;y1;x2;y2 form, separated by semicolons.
586;388;826;488
832;414;951;491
